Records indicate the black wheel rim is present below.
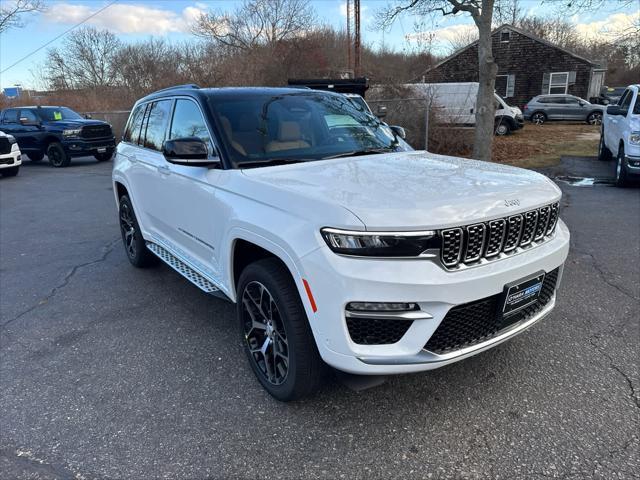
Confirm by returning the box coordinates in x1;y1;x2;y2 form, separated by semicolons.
49;148;62;166
242;281;289;386
119;203;137;258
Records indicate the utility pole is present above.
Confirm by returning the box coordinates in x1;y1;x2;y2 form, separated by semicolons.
354;0;361;77
346;0;351;73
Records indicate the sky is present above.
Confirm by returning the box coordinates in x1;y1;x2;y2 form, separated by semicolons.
0;0;637;89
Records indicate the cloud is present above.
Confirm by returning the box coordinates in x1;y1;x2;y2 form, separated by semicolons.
43;2;207;34
573;11;639;41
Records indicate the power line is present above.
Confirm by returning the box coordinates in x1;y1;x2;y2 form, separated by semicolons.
0;0;119;75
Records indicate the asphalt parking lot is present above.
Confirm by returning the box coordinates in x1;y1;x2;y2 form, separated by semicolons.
1;156;638;479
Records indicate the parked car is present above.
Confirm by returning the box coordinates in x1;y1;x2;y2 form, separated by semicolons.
0;131;22;177
113;84;569;401
0;106;115;167
523;94;604;125
407;82;524;135
599;84;640;187
591;86;626;105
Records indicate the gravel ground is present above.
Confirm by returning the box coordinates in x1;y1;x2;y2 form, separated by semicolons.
1;156;638;480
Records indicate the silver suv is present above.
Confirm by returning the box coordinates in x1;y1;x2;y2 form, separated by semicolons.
524;94;604;125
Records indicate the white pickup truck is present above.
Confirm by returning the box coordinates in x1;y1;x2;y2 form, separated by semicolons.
0;131;22;177
599;84;640;186
112;85;570;401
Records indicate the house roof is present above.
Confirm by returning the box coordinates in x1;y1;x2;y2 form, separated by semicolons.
427;23;601;73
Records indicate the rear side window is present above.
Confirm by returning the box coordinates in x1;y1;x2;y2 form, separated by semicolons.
143;100;173;151
169;99;213;153
2;109;19;124
633;92;640;115
123;104;146;144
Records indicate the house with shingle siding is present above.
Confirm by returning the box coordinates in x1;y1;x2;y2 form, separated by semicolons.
424;24;606;108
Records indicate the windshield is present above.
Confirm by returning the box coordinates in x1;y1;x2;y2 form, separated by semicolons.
209;91;401;168
38;107;83;121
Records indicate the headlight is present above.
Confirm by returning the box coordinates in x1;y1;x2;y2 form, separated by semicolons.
63;128;82;137
6;135;16;144
321;227;438;257
629;132;640;145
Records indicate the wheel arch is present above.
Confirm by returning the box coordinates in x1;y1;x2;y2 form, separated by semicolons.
41;135;61;150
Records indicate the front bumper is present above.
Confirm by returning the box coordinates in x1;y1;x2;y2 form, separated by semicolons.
625;154;640;176
300;219;570;375
0;149;22;169
62;137;115;157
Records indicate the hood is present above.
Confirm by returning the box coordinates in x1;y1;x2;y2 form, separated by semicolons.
241;151;561;230
44;119;110;128
511;106;523;115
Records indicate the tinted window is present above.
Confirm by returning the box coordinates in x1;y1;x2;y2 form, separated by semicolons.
634;93;640;115
143;100;172;151
169;99;212;153
38;107;83;121
565;97;580;104
620;90;632;110
20;110;39;122
618;90;631;107
123;104;146;144
2;109;19;124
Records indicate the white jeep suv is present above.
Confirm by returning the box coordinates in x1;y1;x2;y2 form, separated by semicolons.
113;85;570;401
599;84;640;186
0;131;22;177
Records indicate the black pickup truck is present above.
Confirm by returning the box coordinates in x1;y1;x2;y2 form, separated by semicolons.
0;106;115;167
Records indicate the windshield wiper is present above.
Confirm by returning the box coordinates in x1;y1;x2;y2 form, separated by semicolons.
322;147;396;160
238;158;313;169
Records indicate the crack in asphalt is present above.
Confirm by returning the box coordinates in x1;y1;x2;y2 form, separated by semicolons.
589;335;640;411
0;237;121;331
571;248;638;301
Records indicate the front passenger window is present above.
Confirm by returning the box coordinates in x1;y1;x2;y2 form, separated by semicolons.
169;99;213;155
143;100;173;151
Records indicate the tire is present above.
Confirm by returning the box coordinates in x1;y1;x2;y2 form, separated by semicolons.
615;145;630;187
587;112;603;125
598;133;612;161
95;150;113;162
47;142;70;168
531;112;546;125
494;119;511;136
28;152;44;162
237;258;325;401
1;166;19;177
118;195;158;268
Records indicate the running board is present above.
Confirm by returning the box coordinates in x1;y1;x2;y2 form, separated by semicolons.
146;241;227;298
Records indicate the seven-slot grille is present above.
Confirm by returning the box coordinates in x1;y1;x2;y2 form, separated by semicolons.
440;202;559;268
80;124;112;139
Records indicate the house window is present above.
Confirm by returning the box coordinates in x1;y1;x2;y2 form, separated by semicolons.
500;31;510;42
495;74;516;98
548;72;569;94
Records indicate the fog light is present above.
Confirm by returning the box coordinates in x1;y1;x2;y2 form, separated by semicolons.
346;302;418;312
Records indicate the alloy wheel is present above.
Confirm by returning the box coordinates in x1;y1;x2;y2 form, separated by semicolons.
589;113;602;125
119;203;137;258
241;281;289;386
532;113;545;125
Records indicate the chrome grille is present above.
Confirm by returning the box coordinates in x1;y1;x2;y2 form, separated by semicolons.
520;211;538;246
534;206;550;241
464;224;486;262
485;219;506;257
439;202;560;269
546;203;559;235
503;215;523;252
441;228;463;267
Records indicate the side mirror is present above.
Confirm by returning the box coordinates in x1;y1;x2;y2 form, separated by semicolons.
578;101;586;107
606;105;625;116
162;137;217;166
390;125;406;140
376;105;388;118
84;113;92;119
19;117;40;126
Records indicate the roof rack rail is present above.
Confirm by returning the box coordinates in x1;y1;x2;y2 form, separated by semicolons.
152;84;201;95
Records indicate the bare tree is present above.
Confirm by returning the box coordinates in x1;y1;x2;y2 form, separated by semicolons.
45;27;121;90
0;0;45;33
378;0;501;162
192;0;316;51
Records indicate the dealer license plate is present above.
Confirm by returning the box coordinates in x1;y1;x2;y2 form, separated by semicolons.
503;272;545;316
97;147;107;153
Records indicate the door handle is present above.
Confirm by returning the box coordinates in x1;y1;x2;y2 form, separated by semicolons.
157;164;171;175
